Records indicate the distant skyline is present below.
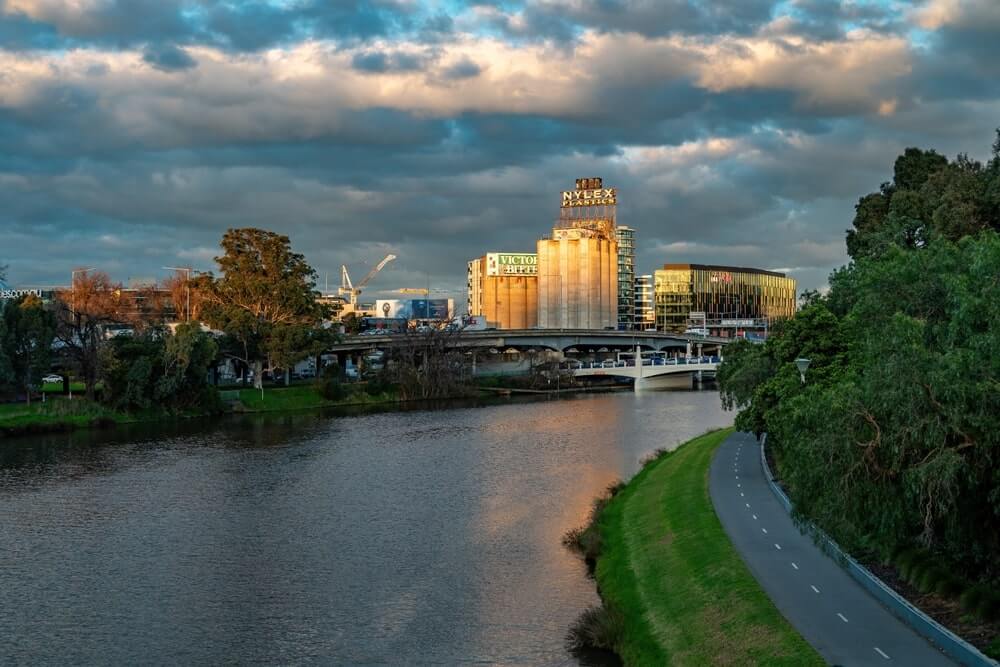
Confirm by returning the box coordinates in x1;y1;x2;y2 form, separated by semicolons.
2;0;999;302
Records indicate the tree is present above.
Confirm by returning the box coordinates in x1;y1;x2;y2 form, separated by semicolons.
1;294;56;404
195;228;329;390
101;323;220;413
719;134;1000;583
53;270;123;400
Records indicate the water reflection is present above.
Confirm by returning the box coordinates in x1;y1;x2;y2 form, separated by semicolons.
0;391;729;665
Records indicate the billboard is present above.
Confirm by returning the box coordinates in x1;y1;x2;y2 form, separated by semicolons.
376;299;454;321
485;253;537;276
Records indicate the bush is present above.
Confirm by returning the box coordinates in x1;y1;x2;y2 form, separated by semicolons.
917;567;949;594
566;605;624;652
960;586;988;615
606;479;626;497
315;364;349;401
934;575;965;598
977;591;1000;622
985;637;1000;660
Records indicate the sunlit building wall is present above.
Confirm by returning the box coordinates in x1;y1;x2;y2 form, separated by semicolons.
467;253;538;329
633;274;654;330
653;264;796;332
537;178;618;330
615;226;635;330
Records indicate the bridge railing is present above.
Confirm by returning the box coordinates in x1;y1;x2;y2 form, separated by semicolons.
567;356;721;370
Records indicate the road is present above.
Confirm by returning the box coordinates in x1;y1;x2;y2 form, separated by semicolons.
710;431;955;666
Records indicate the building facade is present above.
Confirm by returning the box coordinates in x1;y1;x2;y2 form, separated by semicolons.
615;226;635;330
537;178;618;330
633;274;654;330
653;264;796;333
467;253;538;329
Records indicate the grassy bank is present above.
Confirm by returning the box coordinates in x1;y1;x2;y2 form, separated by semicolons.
0;383;402;438
234;384;398;412
588;428;823;666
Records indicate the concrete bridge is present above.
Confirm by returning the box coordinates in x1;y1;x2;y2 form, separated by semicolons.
568;347;721;390
330;328;730;355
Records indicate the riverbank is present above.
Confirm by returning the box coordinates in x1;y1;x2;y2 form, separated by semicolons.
0;384;403;438
576;427;822;666
0;382;608;438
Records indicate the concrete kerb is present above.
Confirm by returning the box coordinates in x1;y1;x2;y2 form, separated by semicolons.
758;434;998;667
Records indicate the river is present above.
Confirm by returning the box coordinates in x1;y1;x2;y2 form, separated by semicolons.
0;390;730;665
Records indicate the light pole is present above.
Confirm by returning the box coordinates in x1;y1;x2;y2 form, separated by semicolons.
68;268;95;399
70;267;96;316
795;358;811;384
162;267;200;322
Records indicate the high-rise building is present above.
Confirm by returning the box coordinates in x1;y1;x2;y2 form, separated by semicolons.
537;178;618;329
633;274;654;330
653;264;796;333
615;226;635;330
467;253;538;329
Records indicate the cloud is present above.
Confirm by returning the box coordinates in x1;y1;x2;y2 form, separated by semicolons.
141;43;197;71
1;0;1000;300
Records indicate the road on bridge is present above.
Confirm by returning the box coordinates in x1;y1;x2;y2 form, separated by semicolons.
710;432;955;666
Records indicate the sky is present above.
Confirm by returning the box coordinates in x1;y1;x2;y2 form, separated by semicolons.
1;0;999;304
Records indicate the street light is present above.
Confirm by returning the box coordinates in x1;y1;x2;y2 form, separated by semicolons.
162;266;201;322
795;358;811;384
70;267;96;316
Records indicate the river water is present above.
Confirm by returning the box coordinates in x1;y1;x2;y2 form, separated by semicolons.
0;390;729;665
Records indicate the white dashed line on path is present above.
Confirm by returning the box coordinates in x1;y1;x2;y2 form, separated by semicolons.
752;514;757;520
774;543;782;550
811;585;820;594
746;503;751;509
761;528;768;534
791;562;799;570
874;647;890;660
837;613;849;623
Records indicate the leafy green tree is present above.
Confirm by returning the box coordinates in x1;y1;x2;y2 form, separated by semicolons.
720;133;1000;583
195;228;329;390
100;331;164;412
1;294;56;404
156;322;220;410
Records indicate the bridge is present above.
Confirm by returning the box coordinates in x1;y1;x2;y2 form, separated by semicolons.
330;328;731;354
568;346;721;390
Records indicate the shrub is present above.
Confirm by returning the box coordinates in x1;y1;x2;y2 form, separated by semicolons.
605;479;626;497
934;575;965;598
960;586;988;615
566;605;624;652
315;365;349;401
917;567;948;594
985;637;1000;660
977;591;1000;622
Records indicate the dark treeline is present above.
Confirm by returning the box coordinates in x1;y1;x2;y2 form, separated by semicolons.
719;133;1000;588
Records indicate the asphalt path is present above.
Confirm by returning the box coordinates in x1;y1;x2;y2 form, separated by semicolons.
710;431;955;666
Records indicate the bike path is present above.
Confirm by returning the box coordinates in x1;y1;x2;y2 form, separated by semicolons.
709;431;955;666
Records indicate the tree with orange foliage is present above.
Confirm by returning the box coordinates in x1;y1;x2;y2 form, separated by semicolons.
53;270;125;400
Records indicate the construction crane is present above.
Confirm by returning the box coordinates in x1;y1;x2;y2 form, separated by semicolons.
393;287;451;295
339;254;396;307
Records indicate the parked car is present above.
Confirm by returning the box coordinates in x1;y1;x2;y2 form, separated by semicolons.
42;374;63;384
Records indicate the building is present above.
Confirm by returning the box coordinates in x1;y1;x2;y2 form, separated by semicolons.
466;253;538;329
633;274;654;330
375;298;454;322
615;226;635;330
537;177;618;329
653;264;796;334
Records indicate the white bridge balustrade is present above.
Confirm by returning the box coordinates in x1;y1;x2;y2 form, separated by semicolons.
567;346;721;391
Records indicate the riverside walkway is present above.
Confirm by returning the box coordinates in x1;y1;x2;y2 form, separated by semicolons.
710;431;955;666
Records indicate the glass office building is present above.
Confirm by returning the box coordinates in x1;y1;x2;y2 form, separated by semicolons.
653;264;796;333
633;274;654;330
615;226;635;330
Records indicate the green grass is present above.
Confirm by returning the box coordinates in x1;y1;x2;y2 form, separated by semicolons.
0;396;126;433
236;384;397;412
594;427;824;666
